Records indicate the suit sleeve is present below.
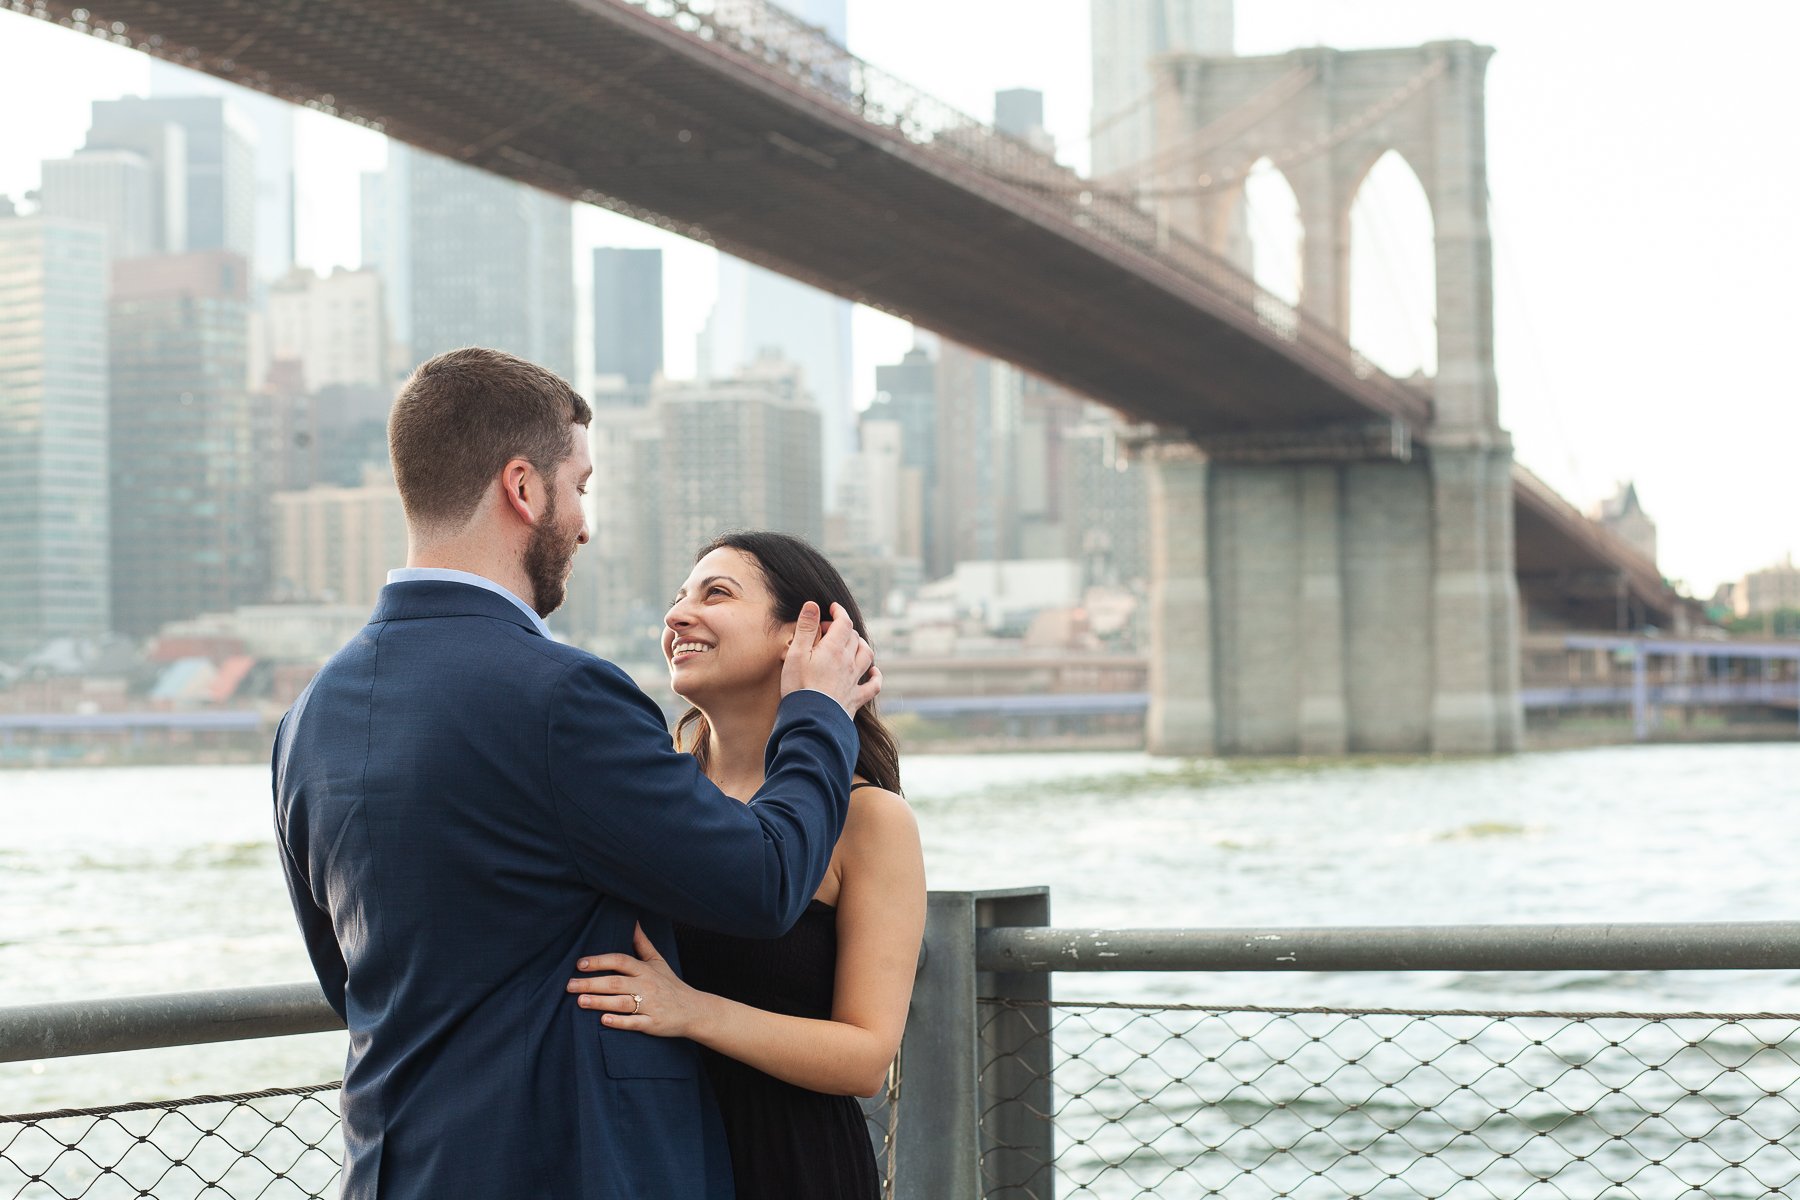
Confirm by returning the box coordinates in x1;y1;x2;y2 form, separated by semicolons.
545;658;857;938
271;714;349;1022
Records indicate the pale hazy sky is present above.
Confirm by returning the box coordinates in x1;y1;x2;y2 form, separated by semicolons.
1;2;1794;595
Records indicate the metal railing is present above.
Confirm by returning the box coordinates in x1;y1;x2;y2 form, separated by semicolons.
6;891;1799;1199
910;890;1800;1199
0;987;900;1200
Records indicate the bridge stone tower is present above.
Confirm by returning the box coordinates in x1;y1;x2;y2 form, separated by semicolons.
1143;41;1521;754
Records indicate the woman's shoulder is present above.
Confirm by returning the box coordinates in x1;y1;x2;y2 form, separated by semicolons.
838;779;925;898
844;779;919;840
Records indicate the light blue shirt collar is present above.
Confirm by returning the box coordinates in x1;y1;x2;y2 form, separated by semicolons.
386;567;554;640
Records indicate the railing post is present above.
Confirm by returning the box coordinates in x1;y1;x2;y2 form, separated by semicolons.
892;888;1050;1200
976;888;1054;1199
1632;645;1650;741
892;890;981;1199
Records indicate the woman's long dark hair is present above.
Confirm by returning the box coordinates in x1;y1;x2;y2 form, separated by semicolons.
674;530;901;795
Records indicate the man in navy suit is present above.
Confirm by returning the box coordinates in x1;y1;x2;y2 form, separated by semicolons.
273;347;879;1199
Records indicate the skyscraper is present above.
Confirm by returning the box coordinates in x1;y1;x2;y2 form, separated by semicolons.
88;95;256;263
383;143;575;381
75;108;186;254
593;247;663;395
576;404;665;651
995;88;1056;157
149;60;296;282
1064;418;1149;588
656;354;823;591
834;419;906;558
702;258;852;507
108;251;264;637
359;165;411;365
704;0;853;508
932;340;1022;575
866;345;938;568
0;216;111;660
1011;373;1091;560
37;149;156;259
266;267;389;391
1091;0;1234;180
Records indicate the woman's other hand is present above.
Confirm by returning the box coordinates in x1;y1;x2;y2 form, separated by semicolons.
567;923;711;1039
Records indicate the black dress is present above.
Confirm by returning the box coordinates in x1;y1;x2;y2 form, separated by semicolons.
674;897;882;1200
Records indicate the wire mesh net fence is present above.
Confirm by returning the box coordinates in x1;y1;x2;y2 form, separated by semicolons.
867;1050;903;1199
0;1084;343;1200
1;1066;903;1200
976;998;1800;1200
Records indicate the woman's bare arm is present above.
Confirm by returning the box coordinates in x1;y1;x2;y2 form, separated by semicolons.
568;786;926;1097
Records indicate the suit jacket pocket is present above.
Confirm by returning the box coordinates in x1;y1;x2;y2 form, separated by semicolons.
597;1026;700;1080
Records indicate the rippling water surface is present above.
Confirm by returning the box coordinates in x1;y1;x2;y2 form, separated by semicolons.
3;742;1797;1115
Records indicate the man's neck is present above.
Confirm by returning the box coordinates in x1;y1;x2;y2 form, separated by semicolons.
408;542;536;613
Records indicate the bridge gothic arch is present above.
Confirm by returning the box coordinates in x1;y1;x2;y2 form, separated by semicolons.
1242;156;1304;309
1150;40;1498;432
1347;148;1438;381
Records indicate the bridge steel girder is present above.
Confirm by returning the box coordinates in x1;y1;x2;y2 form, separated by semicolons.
15;0;1427;445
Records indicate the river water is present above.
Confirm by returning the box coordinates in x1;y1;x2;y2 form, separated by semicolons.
4;742;1798;1166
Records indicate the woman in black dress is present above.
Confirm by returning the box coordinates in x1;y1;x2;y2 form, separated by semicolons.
568;531;924;1200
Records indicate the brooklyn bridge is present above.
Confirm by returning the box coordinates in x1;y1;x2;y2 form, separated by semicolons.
13;0;1692;753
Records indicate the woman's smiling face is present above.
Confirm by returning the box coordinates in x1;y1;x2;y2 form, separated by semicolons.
662;546;794;703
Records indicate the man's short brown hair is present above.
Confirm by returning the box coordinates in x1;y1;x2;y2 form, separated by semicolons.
389;347;593;531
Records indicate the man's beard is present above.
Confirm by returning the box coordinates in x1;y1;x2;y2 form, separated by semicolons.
523;491;576;618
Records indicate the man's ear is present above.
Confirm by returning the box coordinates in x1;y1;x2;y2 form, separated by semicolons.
501;459;537;524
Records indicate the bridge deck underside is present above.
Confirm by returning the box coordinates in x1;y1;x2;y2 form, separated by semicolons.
31;0;1424;438
1513;473;1686;629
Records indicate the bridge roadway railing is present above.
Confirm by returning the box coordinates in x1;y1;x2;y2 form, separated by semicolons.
626;0;1428;422
5;889;1798;1198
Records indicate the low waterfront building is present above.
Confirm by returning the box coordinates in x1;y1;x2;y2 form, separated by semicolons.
1734;554;1800;618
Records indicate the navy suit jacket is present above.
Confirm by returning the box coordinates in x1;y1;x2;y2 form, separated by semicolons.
272;580;857;1199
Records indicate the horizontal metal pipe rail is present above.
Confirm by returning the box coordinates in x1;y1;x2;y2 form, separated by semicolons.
0;982;339;1065
7;920;1798;1065
976;921;1800;973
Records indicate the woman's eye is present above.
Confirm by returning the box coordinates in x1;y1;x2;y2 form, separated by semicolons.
707;587;729;598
